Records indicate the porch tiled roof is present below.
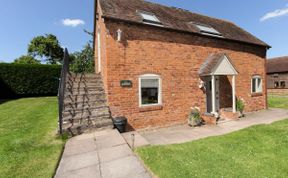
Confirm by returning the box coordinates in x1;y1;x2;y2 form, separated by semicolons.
99;0;270;48
198;53;238;76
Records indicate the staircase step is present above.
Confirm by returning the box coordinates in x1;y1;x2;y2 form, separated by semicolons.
66;82;104;88
63;113;111;124
63;119;114;134
64;104;108;112
65;89;105;95
68;74;101;80
63;107;110;118
64;99;107;107
64;95;106;103
66;86;104;91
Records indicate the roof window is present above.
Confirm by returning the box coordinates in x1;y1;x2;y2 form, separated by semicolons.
194;24;223;37
138;11;162;26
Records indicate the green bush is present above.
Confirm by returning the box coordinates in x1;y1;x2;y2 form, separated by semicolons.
0;63;61;98
236;99;245;114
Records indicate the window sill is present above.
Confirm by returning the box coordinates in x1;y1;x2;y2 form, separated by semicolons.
139;105;163;112
251;92;263;97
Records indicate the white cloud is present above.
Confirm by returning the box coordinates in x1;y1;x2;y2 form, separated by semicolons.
260;6;288;22
62;18;85;27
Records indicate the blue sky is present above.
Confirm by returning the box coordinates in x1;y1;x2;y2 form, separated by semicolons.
0;0;288;62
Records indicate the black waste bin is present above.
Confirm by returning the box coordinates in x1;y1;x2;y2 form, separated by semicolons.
113;117;127;133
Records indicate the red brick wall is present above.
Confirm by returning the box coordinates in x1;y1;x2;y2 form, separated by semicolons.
99;20;267;130
268;89;288;96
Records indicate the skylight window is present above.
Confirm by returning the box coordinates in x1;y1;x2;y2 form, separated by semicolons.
138;11;162;25
195;24;223;37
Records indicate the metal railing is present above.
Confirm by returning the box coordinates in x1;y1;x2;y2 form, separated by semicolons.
58;48;70;135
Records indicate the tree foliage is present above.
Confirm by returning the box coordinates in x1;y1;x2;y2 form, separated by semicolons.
13;55;40;64
28;34;64;64
70;43;94;73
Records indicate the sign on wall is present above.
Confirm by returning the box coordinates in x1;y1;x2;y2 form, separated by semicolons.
120;80;133;87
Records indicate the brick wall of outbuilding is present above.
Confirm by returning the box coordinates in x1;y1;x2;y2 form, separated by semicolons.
97;20;267;130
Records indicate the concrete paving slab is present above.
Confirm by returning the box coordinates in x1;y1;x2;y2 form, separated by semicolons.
63;140;97;157
95;130;127;150
58;150;99;172
121;131;150;148
100;155;149;178
55;164;101;178
140;108;288;146
98;144;132;163
55;129;152;178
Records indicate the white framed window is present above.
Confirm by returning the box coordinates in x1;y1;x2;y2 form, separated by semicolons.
194;24;222;37
251;76;262;93
139;74;162;107
139;11;160;23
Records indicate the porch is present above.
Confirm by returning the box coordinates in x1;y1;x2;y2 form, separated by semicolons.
199;53;239;120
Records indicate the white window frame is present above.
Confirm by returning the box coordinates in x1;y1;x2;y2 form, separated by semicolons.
194;24;223;37
139;74;162;107
139;11;160;23
251;76;262;93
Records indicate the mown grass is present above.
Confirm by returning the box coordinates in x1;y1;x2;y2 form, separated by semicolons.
0;97;66;178
268;95;288;109
137;119;288;178
137;96;288;178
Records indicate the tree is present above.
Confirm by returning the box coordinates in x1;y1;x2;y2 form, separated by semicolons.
28;34;64;64
70;43;94;73
13;55;41;64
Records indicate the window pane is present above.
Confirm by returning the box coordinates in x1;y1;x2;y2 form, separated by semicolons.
274;81;279;88
140;12;159;22
252;78;256;93
280;81;286;88
258;78;262;92
141;79;159;88
195;24;221;35
141;79;159;105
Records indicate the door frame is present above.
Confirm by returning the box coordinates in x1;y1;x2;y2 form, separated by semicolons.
205;76;220;113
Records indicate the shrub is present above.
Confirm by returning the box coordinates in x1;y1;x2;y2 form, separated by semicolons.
0;63;61;98
236;99;245;114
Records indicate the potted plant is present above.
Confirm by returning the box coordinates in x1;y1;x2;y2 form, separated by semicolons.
236;98;245;118
188;107;202;127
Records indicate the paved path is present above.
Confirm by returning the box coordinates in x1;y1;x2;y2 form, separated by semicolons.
55;129;151;178
124;108;288;146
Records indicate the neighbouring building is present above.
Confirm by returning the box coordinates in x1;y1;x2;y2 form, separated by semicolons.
92;0;270;130
267;56;288;95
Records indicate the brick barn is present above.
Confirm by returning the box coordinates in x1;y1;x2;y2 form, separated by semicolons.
267;56;288;95
93;0;270;130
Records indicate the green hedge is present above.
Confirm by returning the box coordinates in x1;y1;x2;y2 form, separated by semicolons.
0;63;61;98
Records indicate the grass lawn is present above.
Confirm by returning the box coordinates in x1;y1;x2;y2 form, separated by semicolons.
137;96;288;178
0;97;66;178
137;120;288;178
268;95;288;109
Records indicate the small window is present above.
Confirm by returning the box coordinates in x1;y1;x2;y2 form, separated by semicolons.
251;76;262;93
139;74;162;107
273;73;279;78
195;24;222;37
139;11;162;25
274;81;279;88
280;81;286;88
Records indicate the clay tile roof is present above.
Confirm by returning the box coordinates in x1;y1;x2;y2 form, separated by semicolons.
199;53;224;76
267;56;288;73
99;0;270;48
